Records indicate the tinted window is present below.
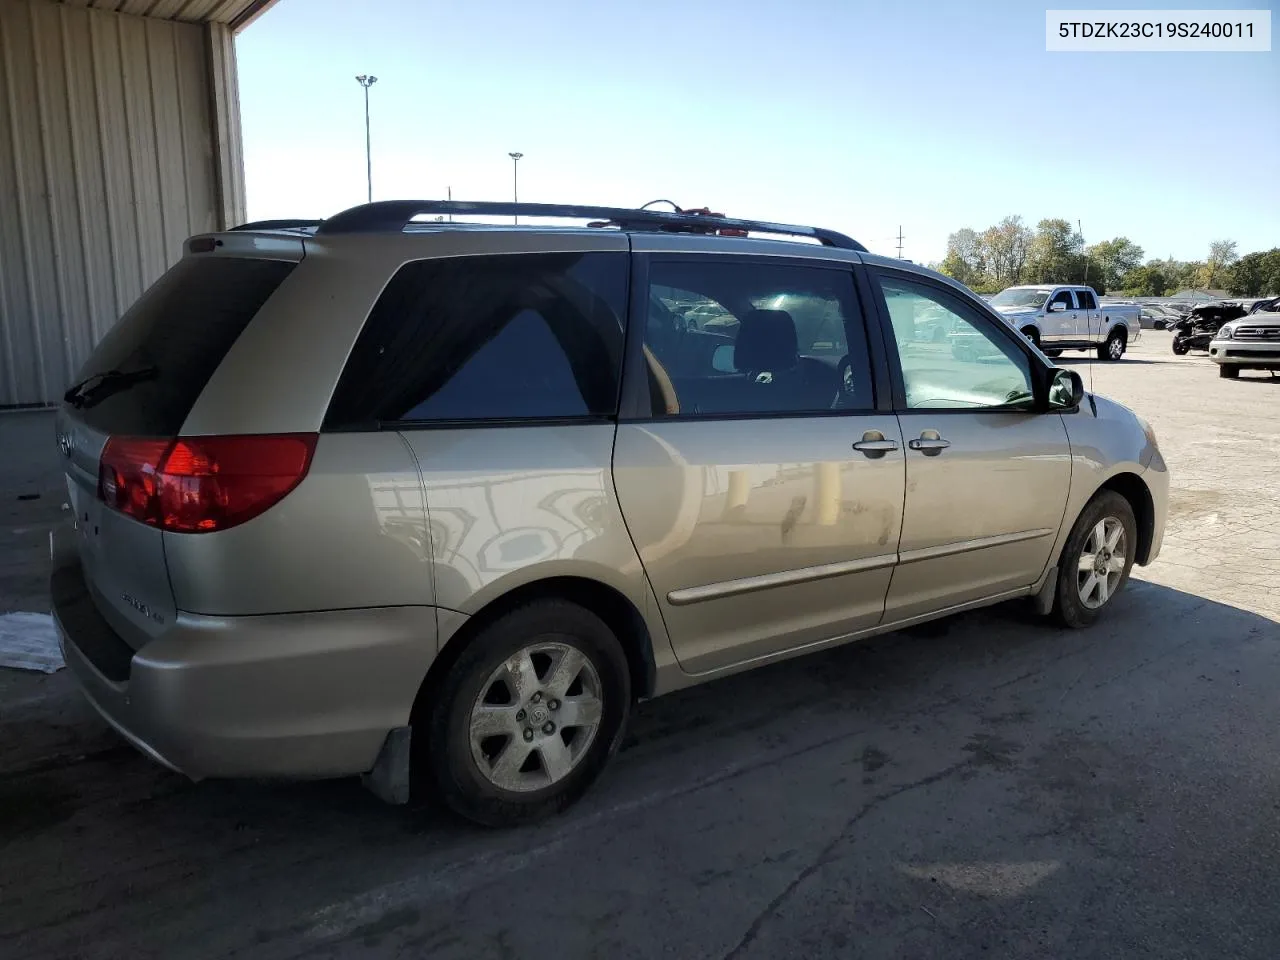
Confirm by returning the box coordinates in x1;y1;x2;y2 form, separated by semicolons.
878;275;1034;410
641;260;872;417
326;252;627;427
1049;290;1075;309
1076;289;1097;309
69;257;296;435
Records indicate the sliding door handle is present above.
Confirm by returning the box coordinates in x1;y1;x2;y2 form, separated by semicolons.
852;430;899;457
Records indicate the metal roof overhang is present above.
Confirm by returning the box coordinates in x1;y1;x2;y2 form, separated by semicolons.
57;0;278;31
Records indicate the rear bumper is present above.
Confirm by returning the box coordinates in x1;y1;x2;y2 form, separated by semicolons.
52;524;439;780
1208;340;1280;366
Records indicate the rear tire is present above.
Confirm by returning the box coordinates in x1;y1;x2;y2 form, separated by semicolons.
1219;364;1239;379
1044;349;1063;359
421;600;631;827
1098;328;1126;361
1053;491;1138;629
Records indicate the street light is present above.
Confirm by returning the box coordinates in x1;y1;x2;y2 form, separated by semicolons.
355;75;378;202
508;152;523;223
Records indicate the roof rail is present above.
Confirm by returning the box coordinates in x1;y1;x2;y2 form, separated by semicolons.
314;200;866;251
230;219;323;232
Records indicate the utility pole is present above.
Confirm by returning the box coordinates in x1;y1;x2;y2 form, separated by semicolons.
508;152;523;224
355;75;378;202
896;225;905;259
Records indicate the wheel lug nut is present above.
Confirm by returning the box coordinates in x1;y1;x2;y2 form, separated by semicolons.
542;722;555;735
530;692;542;704
548;699;560;711
523;728;534;742
516;709;526;722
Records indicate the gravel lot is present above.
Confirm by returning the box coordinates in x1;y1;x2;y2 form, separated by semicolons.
2;331;1278;960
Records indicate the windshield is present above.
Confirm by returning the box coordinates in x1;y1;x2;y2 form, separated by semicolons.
990;289;1050;309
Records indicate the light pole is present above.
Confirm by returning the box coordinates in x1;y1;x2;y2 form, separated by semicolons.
508;152;523;223
355;75;378;202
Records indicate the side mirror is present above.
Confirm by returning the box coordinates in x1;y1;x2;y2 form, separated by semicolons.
1049;368;1085;409
1048;301;1067;313
711;343;736;374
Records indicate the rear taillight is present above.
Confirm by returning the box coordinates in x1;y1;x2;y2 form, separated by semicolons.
99;434;317;533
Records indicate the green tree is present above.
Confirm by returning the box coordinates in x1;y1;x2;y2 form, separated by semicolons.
938;227;985;287
1067;253;1106;295
981;216;1032;287
1021;218;1082;284
1120;264;1168;296
1086;237;1144;290
1199;240;1238;290
1228;249;1280;296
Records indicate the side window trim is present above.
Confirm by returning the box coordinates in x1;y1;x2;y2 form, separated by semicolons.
618;252;884;423
866;266;1052;414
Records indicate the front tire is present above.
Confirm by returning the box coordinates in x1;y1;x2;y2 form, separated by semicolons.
421;600;631;826
1054;491;1138;629
1172;337;1190;356
1219;364;1239;379
1021;327;1041;350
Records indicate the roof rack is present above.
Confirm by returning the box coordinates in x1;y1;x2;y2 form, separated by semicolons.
229;218;323;232
313;200;866;251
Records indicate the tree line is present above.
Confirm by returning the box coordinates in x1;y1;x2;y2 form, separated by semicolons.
932;216;1280;299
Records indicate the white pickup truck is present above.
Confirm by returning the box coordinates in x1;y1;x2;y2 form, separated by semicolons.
989;285;1141;361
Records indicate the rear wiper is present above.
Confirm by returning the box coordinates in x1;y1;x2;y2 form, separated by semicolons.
64;367;158;409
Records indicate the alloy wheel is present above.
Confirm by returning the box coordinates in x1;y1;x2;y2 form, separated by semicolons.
468;642;603;793
1077;517;1127;609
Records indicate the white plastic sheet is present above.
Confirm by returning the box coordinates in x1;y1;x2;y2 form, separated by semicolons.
0;612;65;673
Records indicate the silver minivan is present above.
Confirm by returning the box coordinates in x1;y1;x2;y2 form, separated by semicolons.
52;201;1168;825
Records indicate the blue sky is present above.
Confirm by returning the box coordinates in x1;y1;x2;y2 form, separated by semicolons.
237;0;1279;264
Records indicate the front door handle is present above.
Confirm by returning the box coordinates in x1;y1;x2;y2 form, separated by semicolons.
852;431;899;457
908;432;950;455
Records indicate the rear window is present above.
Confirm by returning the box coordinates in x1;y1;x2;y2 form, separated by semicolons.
324;251;627;428
68;257;296;435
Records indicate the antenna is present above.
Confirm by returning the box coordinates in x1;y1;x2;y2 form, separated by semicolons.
896;225;905;259
1079;219;1095;399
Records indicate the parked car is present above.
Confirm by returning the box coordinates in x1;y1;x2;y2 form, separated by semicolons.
989;285;1141;360
51;200;1169;826
1139;305;1183;330
1170;301;1249;355
1208;306;1280;378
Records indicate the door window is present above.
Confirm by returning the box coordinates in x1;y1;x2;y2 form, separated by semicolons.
877;275;1035;410
325;252;627;427
1048;290;1076;310
1076;289;1097;310
640;260;873;417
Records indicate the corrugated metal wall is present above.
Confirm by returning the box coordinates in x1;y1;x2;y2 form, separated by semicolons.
0;0;243;407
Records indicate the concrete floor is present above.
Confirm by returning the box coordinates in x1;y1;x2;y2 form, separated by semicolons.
1;332;1278;959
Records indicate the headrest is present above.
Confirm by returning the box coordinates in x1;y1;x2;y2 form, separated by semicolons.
735;309;798;373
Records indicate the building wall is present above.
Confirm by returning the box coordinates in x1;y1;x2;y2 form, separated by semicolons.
0;0;246;407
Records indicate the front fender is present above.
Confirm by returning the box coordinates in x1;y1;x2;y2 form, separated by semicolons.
1051;394;1167;566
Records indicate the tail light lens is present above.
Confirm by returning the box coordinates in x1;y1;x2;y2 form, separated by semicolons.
99;434;318;533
